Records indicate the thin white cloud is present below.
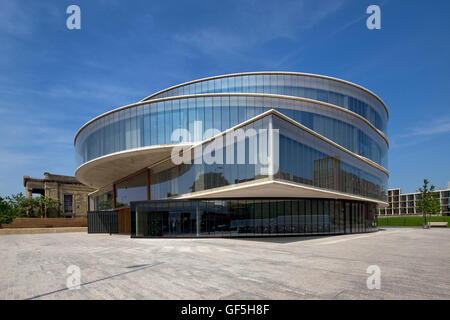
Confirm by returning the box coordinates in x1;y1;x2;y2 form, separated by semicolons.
409;119;450;137
400;116;450;138
275;0;392;68
0;150;43;167
0;106;78;196
172;0;345;56
390;115;450;149
0;117;74;149
0;79;143;108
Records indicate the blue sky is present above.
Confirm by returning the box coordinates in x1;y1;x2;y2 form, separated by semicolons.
1;0;449;196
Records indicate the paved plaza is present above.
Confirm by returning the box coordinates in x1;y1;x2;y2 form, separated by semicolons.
0;228;449;300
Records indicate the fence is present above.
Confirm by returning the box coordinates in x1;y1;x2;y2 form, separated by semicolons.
87;211;118;233
1;217;87;229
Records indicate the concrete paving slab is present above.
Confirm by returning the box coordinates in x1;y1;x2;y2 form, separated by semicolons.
0;228;449;300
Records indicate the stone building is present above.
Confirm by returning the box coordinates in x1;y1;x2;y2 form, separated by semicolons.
23;172;95;217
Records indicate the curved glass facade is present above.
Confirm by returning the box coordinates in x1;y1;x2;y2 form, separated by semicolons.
76;95;388;168
78;72;389;237
131;198;378;238
145;73;388;133
147;113;387;201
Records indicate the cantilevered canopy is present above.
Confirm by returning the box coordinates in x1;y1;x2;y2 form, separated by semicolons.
173;178;388;207
75;144;192;189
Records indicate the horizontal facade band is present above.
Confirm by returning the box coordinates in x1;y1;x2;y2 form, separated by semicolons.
74;92;389;148
171;178;388;207
139;71;389;119
76;108;388;187
78;110;388;205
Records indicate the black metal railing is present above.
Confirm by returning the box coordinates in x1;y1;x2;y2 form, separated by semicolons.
87;211;118;234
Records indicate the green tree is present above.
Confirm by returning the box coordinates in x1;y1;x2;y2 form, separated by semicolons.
5;193;61;218
416;179;441;228
99;199;113;210
6;192;43;217
6;192;29;217
37;196;61;218
22;197;42;217
0;197;16;225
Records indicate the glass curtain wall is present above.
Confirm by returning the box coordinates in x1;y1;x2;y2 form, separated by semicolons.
89;189;114;211
148;74;388;133
116;170;148;207
149;116;270;200
273;114;387;201
132;199;378;238
146;114;387;202
76;95;388;169
108;113;386;206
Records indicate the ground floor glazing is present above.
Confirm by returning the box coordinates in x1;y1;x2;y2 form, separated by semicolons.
131;198;378;238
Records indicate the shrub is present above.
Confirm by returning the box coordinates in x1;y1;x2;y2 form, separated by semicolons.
0;197;16;225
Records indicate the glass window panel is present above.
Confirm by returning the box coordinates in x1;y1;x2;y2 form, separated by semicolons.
180;99;189;139
256;75;264;93
249;75;256;92
235;76;242;93
157;102;165;145
230;96;239;127
238;96;246;123
213;96;221;132
143;104;151;146
116;171;147;207
165;100;173;145
284;200;291;233
205;97;213;137
221;96;230;131
188;98;196;141
196;97;205;140
214;79;221;93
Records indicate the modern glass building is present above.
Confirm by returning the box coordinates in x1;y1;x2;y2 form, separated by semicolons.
75;72;389;237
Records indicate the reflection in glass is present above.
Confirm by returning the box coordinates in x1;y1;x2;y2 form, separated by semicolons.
131;198;377;238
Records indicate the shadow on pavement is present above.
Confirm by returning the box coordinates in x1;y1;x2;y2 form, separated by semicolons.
25;262;164;300
235;234;338;244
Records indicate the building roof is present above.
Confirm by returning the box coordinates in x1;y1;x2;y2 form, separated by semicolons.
23;172;83;187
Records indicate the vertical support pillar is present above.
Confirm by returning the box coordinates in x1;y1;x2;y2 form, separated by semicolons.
147;168;151;200
113;184;117;209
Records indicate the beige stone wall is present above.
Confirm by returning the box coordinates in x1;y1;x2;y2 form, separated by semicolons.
24;175;95;217
60;184;94;217
44;182;59;199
